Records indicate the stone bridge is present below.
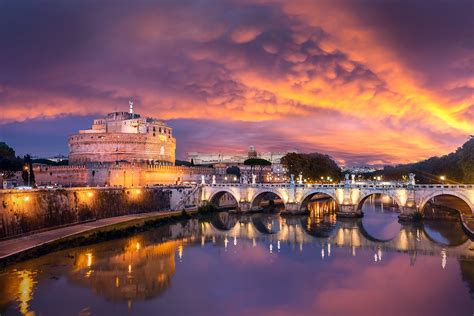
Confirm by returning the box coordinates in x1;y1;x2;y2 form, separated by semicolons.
200;181;474;219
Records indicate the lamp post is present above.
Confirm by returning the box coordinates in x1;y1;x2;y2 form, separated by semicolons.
24;165;31;187
439;175;446;184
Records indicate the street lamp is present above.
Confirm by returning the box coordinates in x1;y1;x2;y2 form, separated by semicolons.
440;175;446;183
24;165;31;187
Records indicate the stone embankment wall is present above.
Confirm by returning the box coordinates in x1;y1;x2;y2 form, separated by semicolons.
0;187;174;238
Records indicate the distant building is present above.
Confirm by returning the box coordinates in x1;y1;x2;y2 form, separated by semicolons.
46;155;68;163
187;146;296;165
69;104;175;165
342;166;381;174
188;146;294;183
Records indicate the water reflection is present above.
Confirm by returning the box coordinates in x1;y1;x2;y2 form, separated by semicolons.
360;194;401;241
0;208;473;315
423;220;469;246
303;198;338;238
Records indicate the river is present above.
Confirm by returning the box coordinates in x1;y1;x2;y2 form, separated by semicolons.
0;197;473;315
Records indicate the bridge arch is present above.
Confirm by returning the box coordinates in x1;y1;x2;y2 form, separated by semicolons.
250;190;286;210
419;191;473;216
208;189;239;209
300;190;338;212
357;191;402;211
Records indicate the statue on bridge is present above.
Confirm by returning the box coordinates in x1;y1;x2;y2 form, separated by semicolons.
212;175;216;185
251;174;256;185
409;173;416;186
344;173;350;187
298;173;303;185
290;174;295;185
201;175;206;185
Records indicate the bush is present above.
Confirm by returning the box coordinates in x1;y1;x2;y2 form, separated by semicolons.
412;211;424;222
198;203;218;214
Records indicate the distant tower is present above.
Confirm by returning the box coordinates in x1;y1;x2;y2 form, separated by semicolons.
129;100;134;115
248;145;257;158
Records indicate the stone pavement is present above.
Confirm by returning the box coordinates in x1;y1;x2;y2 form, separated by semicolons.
0;210;184;261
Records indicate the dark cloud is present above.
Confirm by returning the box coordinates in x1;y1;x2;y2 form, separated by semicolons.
0;0;471;165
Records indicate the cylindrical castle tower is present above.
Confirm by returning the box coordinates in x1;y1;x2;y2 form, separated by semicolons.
68;110;176;165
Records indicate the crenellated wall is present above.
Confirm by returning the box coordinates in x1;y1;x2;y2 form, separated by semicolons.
33;164;214;187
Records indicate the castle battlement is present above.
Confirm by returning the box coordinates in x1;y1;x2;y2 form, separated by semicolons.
68;106;176;166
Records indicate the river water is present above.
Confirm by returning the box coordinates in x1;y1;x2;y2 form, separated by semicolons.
0;198;473;315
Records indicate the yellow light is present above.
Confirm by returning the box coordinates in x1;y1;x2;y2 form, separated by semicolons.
440;175;446;181
135;189;141;195
23;196;30;202
128;264;132;273
136;242;141;251
87;192;94;198
86;253;92;268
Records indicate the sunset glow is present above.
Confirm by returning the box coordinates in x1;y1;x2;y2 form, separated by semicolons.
0;0;472;165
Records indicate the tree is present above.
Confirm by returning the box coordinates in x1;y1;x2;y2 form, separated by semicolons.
244;158;271;182
281;152;341;182
0;142;23;178
226;166;241;178
21;154;35;186
365;137;474;183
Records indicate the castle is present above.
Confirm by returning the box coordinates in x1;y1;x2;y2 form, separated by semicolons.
34;103;212;186
69;103;175;165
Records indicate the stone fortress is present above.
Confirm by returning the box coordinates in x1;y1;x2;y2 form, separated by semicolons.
69;103;175;165
34;102;212;186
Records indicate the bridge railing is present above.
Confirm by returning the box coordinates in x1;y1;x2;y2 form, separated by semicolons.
203;183;474;190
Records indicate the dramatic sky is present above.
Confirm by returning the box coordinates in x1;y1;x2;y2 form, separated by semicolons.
0;0;472;166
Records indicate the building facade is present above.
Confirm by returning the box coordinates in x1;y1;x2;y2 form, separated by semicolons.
187;146;296;165
188;146;293;183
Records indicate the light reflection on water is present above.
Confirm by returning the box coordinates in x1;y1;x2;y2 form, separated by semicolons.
0;199;473;316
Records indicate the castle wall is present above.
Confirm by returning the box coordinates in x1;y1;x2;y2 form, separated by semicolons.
33;164;213;187
68;132;176;165
34;165;89;187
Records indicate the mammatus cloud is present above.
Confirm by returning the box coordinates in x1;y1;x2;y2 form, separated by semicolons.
0;0;472;165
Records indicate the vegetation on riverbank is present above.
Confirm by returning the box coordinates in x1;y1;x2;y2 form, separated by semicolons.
368;137;474;183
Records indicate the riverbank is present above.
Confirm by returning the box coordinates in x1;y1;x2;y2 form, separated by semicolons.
0;209;196;267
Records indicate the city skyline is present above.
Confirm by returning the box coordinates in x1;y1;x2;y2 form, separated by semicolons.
0;0;472;166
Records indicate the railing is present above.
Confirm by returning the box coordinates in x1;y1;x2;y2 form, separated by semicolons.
174;185;200;210
203;183;474;190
